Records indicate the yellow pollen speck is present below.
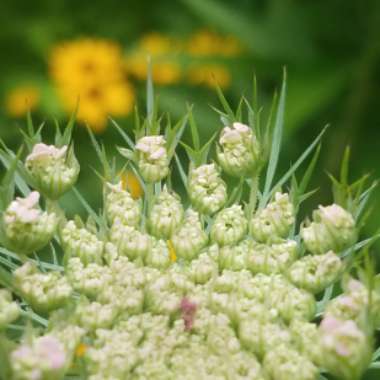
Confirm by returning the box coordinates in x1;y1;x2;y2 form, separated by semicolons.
167;240;177;262
75;343;88;358
121;171;143;199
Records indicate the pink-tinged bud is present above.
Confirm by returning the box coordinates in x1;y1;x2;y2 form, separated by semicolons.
180;297;197;331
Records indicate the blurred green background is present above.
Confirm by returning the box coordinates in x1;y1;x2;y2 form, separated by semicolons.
1;0;380;378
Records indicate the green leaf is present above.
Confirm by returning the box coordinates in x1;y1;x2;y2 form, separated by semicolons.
260;70;287;208
110;118;135;149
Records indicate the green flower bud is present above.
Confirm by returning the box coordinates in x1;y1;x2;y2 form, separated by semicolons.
11;335;67;380
210;205;247;246
60;221;104;265
250;192;295;243
301;204;357;254
105;182;141;227
25;143;79;199
263;345;317;380
75;299;119;330
246;239;297;275
2;191;58;255
320;316;372;380
14;262;72;313
217;122;261;177
188;252;218;284
188;163;227;215
144;239;171;269
135;135;169;182
171;209;208;261
0;288;19;328
110;221;151;261
219;239;252;271
65;258;112;298
290;320;322;365
288;251;343;294
148;188;184;239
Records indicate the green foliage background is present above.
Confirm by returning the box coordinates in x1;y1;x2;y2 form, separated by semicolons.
0;1;380;377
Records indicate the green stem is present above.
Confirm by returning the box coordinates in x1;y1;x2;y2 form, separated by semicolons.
247;175;259;218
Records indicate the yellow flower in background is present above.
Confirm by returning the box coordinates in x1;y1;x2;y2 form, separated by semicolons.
187;30;243;57
187;64;231;89
50;38;135;132
121;170;144;200
125;33;182;85
5;85;40;117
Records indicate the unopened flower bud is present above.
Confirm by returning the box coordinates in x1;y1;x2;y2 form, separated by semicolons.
0;288;19;328
263;345;317;380
105;182;141;227
60;221;104;265
288;251;343;294
171;209;208;261
144;239;171;269
188;163;227;215
11;335;66;380
218;239;253;271
320;316;372;380
25;143;79;199
211;205;247;246
217;122;261;177
135;135;169;182
188;252;218;284
246;239;297;275
14;262;72;313
148;188;184;239
110;221;151;261
3;191;58;255
250;192;294;243
301;204;357;254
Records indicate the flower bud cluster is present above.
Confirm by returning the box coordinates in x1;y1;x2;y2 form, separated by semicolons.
14;262;72;313
0;288;19;328
250;192;295;243
3;191;58;254
25;143;79;199
217;122;261;177
135;135;169;182
105;181;141;227
188;163;227;214
301;204;357;254
11;335;66;380
148;188;184;239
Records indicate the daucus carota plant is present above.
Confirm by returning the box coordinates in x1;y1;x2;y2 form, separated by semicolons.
0;73;379;380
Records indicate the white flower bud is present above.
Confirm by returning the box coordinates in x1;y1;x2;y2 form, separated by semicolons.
11;335;66;380
320;316;372;380
25;143;79;199
210;205;247;246
144;239;171;269
0;288;19;328
148;188;184;239
217;122;262;177
109;221;151;261
171;209;208;261
288;251;343;293
301;204;357;254
250;192;295;243
263;345;317;380
60;221;104;265
188;252;218;284
65;258;112;298
105;182;141;227
3;191;58;255
14;262;72;313
135;135;169;182
246;239;297;275
218;239;252;271
188;163;227;215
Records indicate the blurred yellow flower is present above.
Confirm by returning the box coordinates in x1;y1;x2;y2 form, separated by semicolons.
187;64;231;89
5;85;40;117
187;30;243;57
125;33;182;85
121;170;144;200
50;38;135;132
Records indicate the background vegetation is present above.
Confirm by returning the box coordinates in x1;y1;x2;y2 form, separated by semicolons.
0;3;379;376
